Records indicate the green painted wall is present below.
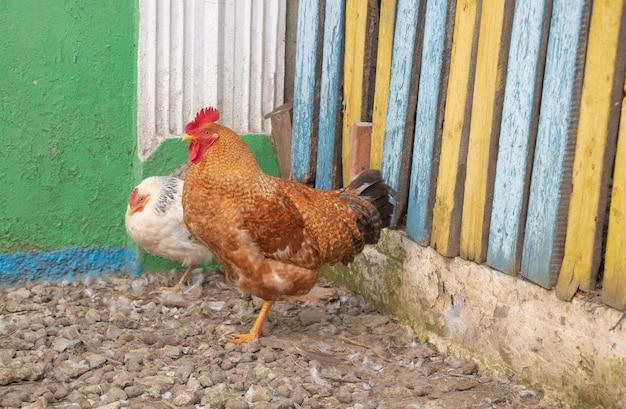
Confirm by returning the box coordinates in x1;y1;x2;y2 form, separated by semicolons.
0;0;282;280
0;0;138;252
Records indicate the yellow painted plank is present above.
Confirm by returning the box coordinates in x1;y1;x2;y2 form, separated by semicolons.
459;0;513;262
430;0;478;257
602;73;626;310
370;0;397;170
342;0;369;185
557;0;626;300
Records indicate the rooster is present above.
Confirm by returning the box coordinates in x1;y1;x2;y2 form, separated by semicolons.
125;176;213;294
181;107;394;343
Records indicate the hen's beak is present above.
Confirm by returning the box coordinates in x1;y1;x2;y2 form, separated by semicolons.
127;206;139;215
182;134;195;141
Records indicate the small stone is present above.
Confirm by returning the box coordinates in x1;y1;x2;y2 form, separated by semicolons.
244;385;273;403
171;386;200;406
302;383;331;397
85;353;107;369
453;379;480;391
59;359;90;378
51;337;81;353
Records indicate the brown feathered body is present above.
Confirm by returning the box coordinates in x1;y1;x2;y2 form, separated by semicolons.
182;121;393;303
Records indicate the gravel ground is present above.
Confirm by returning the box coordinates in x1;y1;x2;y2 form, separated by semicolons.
0;268;564;409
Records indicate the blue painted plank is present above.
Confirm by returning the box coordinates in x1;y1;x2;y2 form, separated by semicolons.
380;0;421;194
405;0;449;245
487;0;550;274
0;247;138;285
316;0;345;190
291;0;320;182
521;0;587;288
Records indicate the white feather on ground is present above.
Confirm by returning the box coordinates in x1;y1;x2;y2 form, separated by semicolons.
125;176;213;293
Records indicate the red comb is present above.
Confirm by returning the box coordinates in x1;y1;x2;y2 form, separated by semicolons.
185;107;220;134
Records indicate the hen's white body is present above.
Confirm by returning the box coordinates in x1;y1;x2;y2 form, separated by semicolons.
125;176;213;273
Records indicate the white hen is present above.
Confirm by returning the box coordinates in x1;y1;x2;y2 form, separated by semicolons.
125;176;213;294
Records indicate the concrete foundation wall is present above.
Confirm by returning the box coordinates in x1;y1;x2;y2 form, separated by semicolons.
324;230;626;408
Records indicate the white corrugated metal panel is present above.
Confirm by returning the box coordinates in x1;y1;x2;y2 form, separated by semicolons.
137;0;286;160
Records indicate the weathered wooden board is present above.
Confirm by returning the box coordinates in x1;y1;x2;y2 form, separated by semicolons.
603;73;626;310
291;0;320;182
264;103;293;178
405;0;449;245
348;122;373;180
370;0;397;171
430;0;478;257
557;0;626;300
316;0;345;190
381;0;421;194
460;0;514;262
520;0;589;289
342;0;370;185
487;0;551;275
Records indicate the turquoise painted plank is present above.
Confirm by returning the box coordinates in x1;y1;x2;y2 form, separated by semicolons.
380;0;421;193
405;0;449;245
292;0;320;182
316;0;345;190
521;0;588;288
487;0;550;274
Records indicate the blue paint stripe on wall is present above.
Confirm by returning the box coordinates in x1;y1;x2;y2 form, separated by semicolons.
0;247;138;285
521;0;586;288
291;0;320;182
487;0;549;274
406;0;448;245
316;0;345;191
381;0;421;192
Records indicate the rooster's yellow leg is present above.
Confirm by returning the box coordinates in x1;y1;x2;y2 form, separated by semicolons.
225;300;275;344
151;265;195;294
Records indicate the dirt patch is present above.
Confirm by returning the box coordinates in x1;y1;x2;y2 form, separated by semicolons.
0;269;563;408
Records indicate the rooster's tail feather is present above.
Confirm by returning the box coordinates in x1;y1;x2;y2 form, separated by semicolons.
340;169;394;248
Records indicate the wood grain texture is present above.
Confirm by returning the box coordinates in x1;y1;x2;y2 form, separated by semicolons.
520;0;588;289
291;0;320;182
603;72;626;310
370;0;397;170
430;0;478;257
557;0;626;300
381;0;421;194
460;0;514;262
405;0;450;244
348;122;373;180
316;0;345;190
487;0;551;275
342;0;369;185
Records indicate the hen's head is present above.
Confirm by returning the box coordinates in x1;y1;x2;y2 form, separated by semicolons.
182;107;221;164
126;176;177;216
127;186;149;215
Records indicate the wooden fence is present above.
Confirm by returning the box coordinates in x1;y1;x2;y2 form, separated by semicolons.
285;0;625;311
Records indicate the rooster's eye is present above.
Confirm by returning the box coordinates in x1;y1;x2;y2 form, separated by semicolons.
204;130;210;135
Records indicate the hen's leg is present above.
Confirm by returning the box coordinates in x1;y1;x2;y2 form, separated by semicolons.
225;300;275;344
151;265;195;294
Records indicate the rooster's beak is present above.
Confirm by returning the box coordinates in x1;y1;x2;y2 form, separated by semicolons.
182;134;195;141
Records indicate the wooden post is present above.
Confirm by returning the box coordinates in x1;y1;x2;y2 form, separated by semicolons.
557;0;626;300
265;103;293;179
486;0;551;275
460;0;514;263
348;122;373;181
520;0;589;288
430;0;479;257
